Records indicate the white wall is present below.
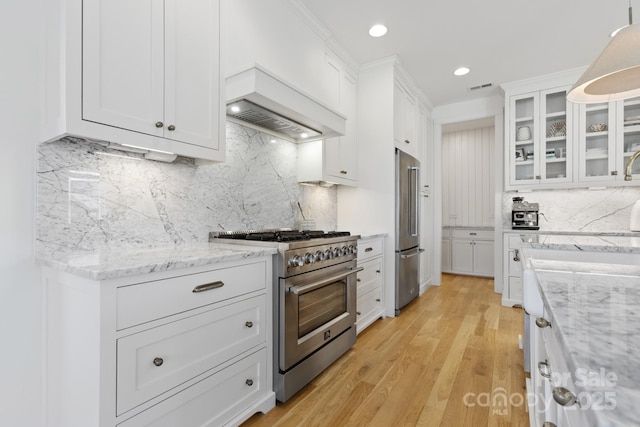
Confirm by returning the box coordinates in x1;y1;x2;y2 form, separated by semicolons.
442;126;496;227
1;0;44;426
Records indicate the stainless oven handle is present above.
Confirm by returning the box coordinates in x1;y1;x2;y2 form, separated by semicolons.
287;267;364;295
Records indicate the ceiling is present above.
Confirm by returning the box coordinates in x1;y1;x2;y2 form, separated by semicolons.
297;0;631;107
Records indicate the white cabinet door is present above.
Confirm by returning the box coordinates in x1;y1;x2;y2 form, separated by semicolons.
83;0;164;136
577;102;616;182
473;240;494;277
165;0;221;150
451;239;473;274
82;0;223;156
394;79;418;158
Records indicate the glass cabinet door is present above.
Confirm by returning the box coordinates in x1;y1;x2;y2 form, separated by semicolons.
510;93;538;185
578;102;615;182
617;97;640;180
539;88;571;183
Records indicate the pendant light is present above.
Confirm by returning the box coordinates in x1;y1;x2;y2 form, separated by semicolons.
567;1;640;103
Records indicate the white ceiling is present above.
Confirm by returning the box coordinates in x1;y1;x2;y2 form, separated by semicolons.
297;0;632;107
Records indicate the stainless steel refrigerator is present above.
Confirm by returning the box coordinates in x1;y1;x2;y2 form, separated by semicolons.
395;148;421;315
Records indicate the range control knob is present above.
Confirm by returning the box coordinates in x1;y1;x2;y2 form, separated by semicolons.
288;255;304;268
340;246;348;256
325;249;334;259
333;247;340;257
348;245;356;255
314;250;325;262
304;252;316;264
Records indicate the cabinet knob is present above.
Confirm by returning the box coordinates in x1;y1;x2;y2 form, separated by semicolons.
376;299;381;302
168;124;176;131
513;249;520;262
356;311;362;316
376;270;381;273
423;195;429;198
535;317;551;328
611;170;618;176
552;387;579;407
535;175;542;180
245;321;253;328
153;357;164;367
245;379;254;387
404;139;411;144
340;170;347;174
155;121;164;128
357;278;361;282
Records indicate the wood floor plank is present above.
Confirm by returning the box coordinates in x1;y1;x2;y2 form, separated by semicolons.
242;274;527;427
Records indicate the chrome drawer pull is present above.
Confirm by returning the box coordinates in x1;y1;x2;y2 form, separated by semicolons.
542;423;557;427
245;321;254;328
192;281;224;293
365;247;373;252
245;379;254;387
535;317;551;328
153;357;164;367
538;360;551;379
552;387;579;407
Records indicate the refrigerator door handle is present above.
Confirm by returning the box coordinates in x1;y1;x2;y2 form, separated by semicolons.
400;251;419;259
408;166;420;237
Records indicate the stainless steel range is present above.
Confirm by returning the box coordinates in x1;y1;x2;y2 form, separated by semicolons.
210;230;361;402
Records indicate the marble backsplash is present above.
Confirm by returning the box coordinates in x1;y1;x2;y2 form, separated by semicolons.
36;122;337;257
502;187;640;232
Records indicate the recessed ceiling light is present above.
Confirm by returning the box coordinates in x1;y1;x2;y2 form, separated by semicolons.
454;67;471;76
369;24;388;38
300;132;309;139
230;105;240;113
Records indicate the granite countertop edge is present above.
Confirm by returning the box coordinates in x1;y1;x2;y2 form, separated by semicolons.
37;243;278;281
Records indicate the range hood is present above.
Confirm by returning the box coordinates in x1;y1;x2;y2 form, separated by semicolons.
226;66;346;143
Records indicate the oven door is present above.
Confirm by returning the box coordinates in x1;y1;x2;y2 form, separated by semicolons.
279;262;361;371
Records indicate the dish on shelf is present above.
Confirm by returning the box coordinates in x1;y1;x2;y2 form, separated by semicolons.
630;142;640;152
588;123;607;132
548;121;566;137
585;148;608;158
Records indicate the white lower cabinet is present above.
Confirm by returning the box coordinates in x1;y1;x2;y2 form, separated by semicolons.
356;237;385;333
42;257;275;427
449;228;494;277
502;232;526;307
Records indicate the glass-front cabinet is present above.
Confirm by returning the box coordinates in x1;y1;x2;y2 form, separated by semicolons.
577;97;640;182
617;98;640;180
508;86;571;188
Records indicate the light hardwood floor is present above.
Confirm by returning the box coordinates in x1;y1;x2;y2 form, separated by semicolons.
242;274;528;427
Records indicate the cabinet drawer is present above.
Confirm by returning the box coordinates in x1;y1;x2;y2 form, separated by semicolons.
356;288;382;323
117;295;266;415
117;260;267;329
451;229;493;240
118;348;268;427
357;238;383;261
357;258;383;295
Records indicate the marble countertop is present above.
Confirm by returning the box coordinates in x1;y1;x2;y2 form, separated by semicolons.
37;243;277;281
527;252;640;425
357;233;388;240
521;233;640;254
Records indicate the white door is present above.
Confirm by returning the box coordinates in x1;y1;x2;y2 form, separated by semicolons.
82;0;164;137
165;0;221;149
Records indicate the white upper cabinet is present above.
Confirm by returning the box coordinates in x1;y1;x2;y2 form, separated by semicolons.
503;70;640;189
576;98;640;182
44;0;225;162
394;78;419;159
506;86;573;189
298;53;358;186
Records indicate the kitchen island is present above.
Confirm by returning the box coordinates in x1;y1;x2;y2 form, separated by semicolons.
521;236;640;426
